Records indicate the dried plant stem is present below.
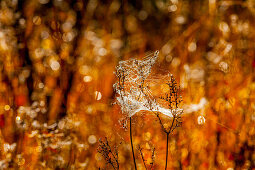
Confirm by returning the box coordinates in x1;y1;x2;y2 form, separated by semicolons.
97;137;119;169
165;116;177;170
130;117;137;170
165;132;169;170
138;145;148;170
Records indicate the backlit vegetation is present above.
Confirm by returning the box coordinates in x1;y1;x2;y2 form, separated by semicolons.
0;0;254;169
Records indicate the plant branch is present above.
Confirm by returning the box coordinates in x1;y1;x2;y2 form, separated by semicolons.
130;117;137;170
165;132;169;170
138;145;148;170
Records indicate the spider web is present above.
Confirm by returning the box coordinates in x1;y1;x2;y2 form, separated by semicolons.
113;51;178;117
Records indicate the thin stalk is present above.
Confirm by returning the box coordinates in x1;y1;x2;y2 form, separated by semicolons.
138;146;148;170
130;117;137;170
165;133;169;170
165;116;175;169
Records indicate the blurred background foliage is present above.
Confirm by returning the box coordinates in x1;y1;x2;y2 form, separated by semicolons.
0;0;254;169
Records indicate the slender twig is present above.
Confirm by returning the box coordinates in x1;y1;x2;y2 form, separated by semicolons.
130;117;137;170
138;145;148;170
165;132;169;170
150;147;155;170
154;112;167;133
165;115;176;170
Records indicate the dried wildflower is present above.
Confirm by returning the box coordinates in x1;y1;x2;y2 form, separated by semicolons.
97;138;119;170
153;74;183;170
157;74;183;133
